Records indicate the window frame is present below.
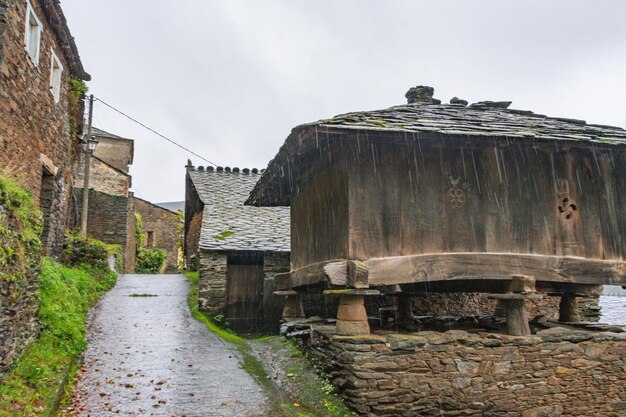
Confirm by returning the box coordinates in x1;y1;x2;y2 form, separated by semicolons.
49;48;63;103
24;0;43;66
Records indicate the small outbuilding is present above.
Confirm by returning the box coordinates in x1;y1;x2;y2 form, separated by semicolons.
247;85;626;336
185;162;290;334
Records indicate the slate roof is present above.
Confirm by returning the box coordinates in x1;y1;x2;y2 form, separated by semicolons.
311;102;626;144
246;86;626;207
188;168;290;252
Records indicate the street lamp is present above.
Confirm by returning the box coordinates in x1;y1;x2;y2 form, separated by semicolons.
80;94;97;238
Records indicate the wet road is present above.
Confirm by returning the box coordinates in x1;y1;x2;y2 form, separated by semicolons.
69;274;268;417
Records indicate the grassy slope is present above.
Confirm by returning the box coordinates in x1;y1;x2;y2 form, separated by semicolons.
0;259;116;417
183;271;356;417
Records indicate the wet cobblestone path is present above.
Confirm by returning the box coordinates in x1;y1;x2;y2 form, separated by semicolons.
66;274;269;417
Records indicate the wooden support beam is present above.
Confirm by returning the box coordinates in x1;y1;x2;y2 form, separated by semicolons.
287;254;624;290
366;253;626;286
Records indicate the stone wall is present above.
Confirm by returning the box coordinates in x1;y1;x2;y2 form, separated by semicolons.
0;0;79;255
262;251;290;333
72;189;134;272
0;176;42;379
411;292;598;321
74;154;130;197
185;211;203;269
198;251;228;315
306;326;626;416
133;197;179;273
92;136;133;174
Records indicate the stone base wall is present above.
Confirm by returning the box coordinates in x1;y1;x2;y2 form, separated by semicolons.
198;251;227;315
306;326;626;416
411;292;599;321
262;252;290;333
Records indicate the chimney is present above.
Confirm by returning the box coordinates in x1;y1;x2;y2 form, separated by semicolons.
405;85;441;105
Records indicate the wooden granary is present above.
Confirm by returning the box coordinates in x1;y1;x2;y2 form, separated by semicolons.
247;86;626;335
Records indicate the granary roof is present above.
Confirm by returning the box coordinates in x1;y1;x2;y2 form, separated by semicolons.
188;166;290;252
246;85;626;207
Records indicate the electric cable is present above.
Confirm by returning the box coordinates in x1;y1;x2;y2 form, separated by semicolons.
94;97;218;167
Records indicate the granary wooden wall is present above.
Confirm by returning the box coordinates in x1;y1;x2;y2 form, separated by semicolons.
291;132;626;278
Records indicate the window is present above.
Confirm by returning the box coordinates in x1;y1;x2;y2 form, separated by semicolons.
24;1;42;65
49;49;63;102
146;231;155;248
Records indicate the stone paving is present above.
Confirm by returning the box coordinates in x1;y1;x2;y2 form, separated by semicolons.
68;274;268;417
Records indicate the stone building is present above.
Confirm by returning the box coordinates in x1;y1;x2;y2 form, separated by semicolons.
0;0;90;255
185;162;290;334
73;127;136;272
0;0;87;378
73;127;181;273
133;196;180;273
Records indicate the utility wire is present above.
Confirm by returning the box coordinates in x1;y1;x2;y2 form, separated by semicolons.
94;97;218;167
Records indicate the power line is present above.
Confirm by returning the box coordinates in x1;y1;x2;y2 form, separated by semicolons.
94;97;218;167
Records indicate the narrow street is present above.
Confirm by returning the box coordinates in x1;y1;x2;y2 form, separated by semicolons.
67;274;269;417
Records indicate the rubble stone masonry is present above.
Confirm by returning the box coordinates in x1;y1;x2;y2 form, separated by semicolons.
133;197;179;273
307;326;626;417
74;153;130;197
198;251;228;315
0;0;77;254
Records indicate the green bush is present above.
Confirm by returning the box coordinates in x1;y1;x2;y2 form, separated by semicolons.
0;258;116;416
0;174;42;284
136;247;166;274
60;233;109;270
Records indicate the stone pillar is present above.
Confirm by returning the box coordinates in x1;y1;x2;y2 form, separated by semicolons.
489;275;541;336
325;289;380;336
336;295;369;336
275;290;305;321
559;294;581;323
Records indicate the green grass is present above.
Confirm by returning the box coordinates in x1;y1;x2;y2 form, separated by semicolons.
0;258;116;416
128;293;158;297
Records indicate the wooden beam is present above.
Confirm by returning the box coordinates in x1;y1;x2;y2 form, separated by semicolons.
287;253;626;289
365;253;626;286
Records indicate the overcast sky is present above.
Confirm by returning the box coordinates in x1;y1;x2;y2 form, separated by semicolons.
62;1;626;203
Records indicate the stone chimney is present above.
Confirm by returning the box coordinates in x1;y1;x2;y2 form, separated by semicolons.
405;85;441;105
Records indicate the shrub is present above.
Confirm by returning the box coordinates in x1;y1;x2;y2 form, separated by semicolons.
136;247;166;274
60;233;109;271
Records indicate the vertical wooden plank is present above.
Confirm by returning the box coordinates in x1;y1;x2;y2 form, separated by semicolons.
418;141;446;254
599;151;623;259
505;142;533;255
528;145;556;256
574;149;604;259
466;148;486;252
443;144;471;252
399;141;423;256
552;148;584;257
615;151;626;260
348;137;384;260
380;144;402;257
483;144;511;253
